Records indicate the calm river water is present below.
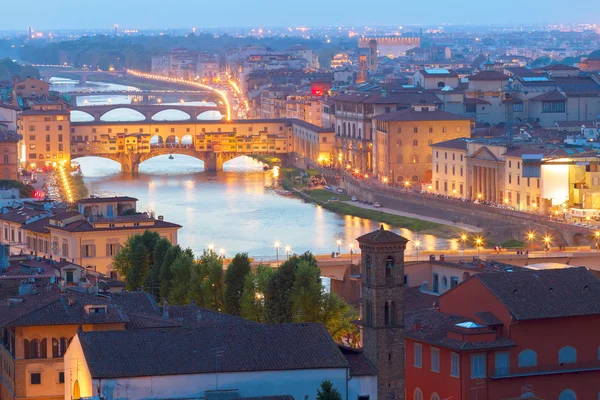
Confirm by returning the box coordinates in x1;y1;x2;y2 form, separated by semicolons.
53;78;446;258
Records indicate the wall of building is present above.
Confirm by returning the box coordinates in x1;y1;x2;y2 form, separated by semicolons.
432;147;468;196
19;108;70;168
63;335;93;400
0;139;19;180
85;369;348;400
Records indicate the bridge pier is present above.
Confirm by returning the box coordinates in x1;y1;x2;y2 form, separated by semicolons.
204;153;224;172
118;153;142;174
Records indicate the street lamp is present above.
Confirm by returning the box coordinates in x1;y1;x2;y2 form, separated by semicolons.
414;239;421;260
349;243;354;264
460;233;468;253
274;241;281;264
595;231;600;250
382;177;389;185
475;236;483;256
404;180;411;190
336;239;342;256
477;193;483;201
526;231;535;251
208;243;214;251
543;236;551;252
284;246;292;259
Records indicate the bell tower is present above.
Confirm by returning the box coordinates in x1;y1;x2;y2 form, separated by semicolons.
356;225;408;400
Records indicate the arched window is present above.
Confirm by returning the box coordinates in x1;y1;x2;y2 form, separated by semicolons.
518;349;537;367
431;394;440;400
413;388;423;400
412;175;419;182
384;302;391;325
385;256;394;278
52;338;59;358
365;256;372;284
558;389;576;400
352;124;356;137
558;346;576;364
29;339;43;359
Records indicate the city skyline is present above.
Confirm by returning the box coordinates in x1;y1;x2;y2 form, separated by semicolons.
3;0;600;31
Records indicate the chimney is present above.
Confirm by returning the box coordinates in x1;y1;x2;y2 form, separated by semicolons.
413;319;422;332
162;299;168;319
478;262;486;269
67;294;75;306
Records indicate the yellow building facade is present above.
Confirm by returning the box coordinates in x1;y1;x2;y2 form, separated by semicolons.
374;105;472;185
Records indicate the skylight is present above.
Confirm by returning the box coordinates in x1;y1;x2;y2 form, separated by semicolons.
425;68;450;75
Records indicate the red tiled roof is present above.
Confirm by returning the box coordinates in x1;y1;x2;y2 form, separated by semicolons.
468;71;510;81
78;196;138;204
529;90;566;102
374;108;471;122
430;138;468;151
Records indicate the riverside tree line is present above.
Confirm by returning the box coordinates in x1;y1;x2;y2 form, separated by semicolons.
113;231;359;345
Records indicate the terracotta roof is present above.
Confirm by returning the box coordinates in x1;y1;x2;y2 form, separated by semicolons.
0;208;50;224
339;346;376;376
22;217;50;234
78;323;349;378
468;71;510;81
475;267;600;321
405;309;516;351
357;225;409;244
431;138;468;151
0;291;63;325
464;98;490;105
418;69;459;78
48;218;182;233
78;196;138;204
554;76;600;96
375;108;470;122
126;312;182;330
404;286;439;313
474;311;502;325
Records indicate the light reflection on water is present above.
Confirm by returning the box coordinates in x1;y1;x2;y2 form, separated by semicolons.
77;155;447;258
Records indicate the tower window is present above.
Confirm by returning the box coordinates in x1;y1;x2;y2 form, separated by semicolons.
365;256;372;284
385;256;394;279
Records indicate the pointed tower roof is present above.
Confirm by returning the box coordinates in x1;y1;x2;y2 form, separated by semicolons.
357;225;409;244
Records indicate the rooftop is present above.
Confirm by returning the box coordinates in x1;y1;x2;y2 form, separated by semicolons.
78;196;138;204
357;225;409;244
374;107;472;122
78;323;349;379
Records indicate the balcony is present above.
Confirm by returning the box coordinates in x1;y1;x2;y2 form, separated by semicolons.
491;360;600;379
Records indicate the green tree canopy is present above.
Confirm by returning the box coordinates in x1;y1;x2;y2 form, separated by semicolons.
224;253;252;315
240;265;275;323
317;380;342;400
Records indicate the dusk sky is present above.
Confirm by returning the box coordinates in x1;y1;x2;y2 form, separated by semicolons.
2;0;600;30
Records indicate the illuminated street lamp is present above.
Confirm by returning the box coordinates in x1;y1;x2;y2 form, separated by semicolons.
208;243;214;251
404;180;411;190
284;245;292;259
336;238;342;255
348;243;354;264
526;231;535;251
475;236;483;255
543;236;551;252
382;177;389;185
414;239;421;260
594;231;600;250
460;233;468;252
477;193;483;200
274;241;281;264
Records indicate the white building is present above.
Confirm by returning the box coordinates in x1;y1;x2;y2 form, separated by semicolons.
64;323;376;400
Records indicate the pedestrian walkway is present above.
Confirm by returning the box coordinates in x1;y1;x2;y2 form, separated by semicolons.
342;201;483;232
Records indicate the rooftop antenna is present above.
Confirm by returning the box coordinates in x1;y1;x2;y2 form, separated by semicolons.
28;26;33;39
114;24;118;37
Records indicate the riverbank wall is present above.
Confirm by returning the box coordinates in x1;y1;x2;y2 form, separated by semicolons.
339;176;578;245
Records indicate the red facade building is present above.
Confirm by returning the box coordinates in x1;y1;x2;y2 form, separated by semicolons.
404;267;600;400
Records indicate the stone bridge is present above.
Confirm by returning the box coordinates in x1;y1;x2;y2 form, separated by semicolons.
72;146;287;173
71;104;227;122
38;67;120;85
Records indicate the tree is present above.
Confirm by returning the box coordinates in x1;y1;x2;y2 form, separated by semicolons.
159;245;183;300
316;380;342;400
167;250;195;305
240;265;274;322
321;293;360;346
125;239;149;291
290;261;323;322
264;256;299;323
224;253;252;315
145;238;172;299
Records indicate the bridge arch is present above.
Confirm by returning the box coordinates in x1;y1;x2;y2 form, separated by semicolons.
165;135;179;148
70;110;95;123
150;135;164;148
151;109;191;121
197;110;224;120
181;134;193;146
100;108;145;122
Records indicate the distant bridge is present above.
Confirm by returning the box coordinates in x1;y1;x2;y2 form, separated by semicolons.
38;66;121;85
71;103;227;122
63;90;219;106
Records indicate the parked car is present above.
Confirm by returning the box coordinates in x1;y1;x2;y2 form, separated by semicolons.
351;196;358;202
373;202;382;208
336;188;345;193
329;197;340;202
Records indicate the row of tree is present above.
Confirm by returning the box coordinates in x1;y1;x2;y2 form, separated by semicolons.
113;231;359;345
0;58;39;81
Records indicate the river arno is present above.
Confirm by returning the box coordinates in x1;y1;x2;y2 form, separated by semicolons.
77;156;447;258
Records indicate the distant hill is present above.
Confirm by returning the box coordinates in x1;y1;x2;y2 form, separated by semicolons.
0;58;39;81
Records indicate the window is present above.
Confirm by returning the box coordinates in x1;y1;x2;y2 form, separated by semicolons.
414;127;418;133
428;127;433;133
385;256;394;278
471;353;486;378
450;276;459;288
52;337;69;358
82;244;95;258
413;140;418;146
431;347;440;372
518;349;537;367
495;351;509;376
430;394;440;400
558;389;576;400
451;352;460;377
542;101;565;113
30;373;41;385
414;343;422;367
559;346;576;364
59;372;64;384
413;388;423;400
384;302;394;325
